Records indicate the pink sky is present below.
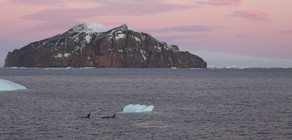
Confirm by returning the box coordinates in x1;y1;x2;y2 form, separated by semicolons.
0;0;292;67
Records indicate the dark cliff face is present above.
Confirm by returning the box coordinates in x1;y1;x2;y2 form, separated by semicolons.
4;23;207;68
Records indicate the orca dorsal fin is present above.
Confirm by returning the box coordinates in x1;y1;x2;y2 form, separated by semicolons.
87;113;91;118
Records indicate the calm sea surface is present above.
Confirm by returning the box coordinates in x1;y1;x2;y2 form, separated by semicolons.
0;68;292;140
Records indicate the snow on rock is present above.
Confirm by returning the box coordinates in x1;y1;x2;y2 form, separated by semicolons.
64;53;71;57
55;53;62;58
154;46;162;52
109;24;132;34
0;79;27;91
116;24;132;31
140;49;148;61
133;36;141;42
84;34;92;43
122;104;154;113
55;53;71;58
70;23;109;33
115;33;126;40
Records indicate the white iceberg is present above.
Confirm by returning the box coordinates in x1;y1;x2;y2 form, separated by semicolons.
0;79;27;91
122;104;154;113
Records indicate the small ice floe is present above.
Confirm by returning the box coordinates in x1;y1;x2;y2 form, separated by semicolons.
0;79;27;91
122;104;154;113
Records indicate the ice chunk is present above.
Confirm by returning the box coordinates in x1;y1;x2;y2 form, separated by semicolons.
0;79;27;91
122;104;154;113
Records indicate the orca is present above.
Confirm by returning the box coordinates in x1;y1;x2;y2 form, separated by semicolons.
79;113;90;118
102;114;116;119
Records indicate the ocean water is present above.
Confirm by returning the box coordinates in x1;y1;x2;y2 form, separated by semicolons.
0;68;292;140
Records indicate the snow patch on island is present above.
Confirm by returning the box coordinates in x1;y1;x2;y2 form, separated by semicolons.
70;23;109;33
133;36;141;42
0;79;27;91
84;34;92;43
140;49;148;61
115;33;126;40
55;53;71;58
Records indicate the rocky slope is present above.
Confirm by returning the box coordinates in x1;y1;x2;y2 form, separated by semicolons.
4;23;207;68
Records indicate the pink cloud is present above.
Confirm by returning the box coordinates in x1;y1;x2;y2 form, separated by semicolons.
144;25;214;34
232;10;269;21
236;34;252;39
9;0;67;5
197;0;241;6
278;30;292;34
22;0;191;31
141;25;213;46
21;0;190;18
155;34;206;45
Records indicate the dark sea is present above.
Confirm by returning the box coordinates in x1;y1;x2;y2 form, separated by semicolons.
0;67;292;140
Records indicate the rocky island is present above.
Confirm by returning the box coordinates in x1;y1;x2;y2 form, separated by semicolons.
4;23;207;68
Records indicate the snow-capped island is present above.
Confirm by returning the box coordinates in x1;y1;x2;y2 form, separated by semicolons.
4;23;207;68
